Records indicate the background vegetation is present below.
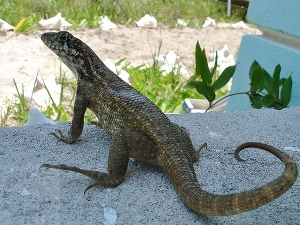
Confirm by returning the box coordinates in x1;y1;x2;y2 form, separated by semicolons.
0;0;247;126
0;0;247;32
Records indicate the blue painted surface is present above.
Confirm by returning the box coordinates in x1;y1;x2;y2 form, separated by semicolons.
227;35;300;110
227;0;300;110
248;0;300;38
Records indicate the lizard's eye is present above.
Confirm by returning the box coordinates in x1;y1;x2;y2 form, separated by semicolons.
57;34;67;42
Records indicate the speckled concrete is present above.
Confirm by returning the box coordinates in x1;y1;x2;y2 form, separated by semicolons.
1;108;299;224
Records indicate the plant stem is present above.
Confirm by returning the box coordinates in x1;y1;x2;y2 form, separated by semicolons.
206;91;250;112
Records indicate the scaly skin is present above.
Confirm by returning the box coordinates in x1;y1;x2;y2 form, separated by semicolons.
40;31;298;216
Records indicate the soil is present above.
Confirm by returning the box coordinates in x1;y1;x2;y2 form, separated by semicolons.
0;24;261;108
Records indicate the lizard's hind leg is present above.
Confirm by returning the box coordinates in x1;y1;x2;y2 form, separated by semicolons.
41;130;160;193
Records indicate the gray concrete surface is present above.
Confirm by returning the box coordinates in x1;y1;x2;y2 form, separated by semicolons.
0;108;299;224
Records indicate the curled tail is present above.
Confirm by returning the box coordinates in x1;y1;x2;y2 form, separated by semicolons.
225;142;298;215
165;142;298;216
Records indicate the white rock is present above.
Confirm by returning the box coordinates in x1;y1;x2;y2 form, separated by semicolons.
219;54;235;70
118;70;131;84
136;14;157;28
98;16;117;30
232;21;249;30
14;75;62;111
208;61;216;70
104;58;131;84
104;58;118;73
39;13;72;31
202;17;216;28
164;51;179;67
155;51;178;75
155;51;190;78
178;66;191;78
29;88;60;110
177;19;187;27
24;107;55;126
21;188;30;196
0;18;14;31
207;45;236;79
208;44;230;61
209;131;224;139
208;45;235;67
216;22;232;29
103;207;117;225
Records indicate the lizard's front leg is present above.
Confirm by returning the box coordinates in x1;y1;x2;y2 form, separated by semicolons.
41;130;159;193
50;93;88;143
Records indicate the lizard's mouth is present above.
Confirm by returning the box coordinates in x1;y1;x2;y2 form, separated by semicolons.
41;32;67;52
41;32;56;45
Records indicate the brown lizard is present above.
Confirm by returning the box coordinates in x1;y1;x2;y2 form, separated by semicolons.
40;31;298;216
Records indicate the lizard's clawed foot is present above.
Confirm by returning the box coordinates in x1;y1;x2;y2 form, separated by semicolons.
84;181;104;194
40;163;124;193
198;142;207;152
40;163;73;170
196;142;207;156
49;130;77;144
49;129;68;142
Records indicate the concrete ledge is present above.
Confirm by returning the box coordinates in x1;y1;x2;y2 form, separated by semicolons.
0;108;299;224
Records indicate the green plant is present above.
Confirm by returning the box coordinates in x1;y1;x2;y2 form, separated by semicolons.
12;78;28;124
124;61;201;113
123;40;202;113
185;42;293;111
41;71;71;122
0;62;75;126
0;104;8;127
1;40;197;126
0;75;38;126
247;60;292;109
185;41;236;108
0;0;246;32
213;61;293;110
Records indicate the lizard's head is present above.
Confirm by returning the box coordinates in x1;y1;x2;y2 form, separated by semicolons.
41;31;84;79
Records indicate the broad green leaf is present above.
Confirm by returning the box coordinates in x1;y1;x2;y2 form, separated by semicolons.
210;51;218;77
212;65;236;91
186;73;199;83
280;78;287;86
261;69;273;93
195;41;201;76
185;81;198;89
249;93;262;109
195;41;212;85
249;60;260;79
200;48;212;85
280;76;292;106
250;66;262;91
262;94;275;107
272;64;281;100
188;81;215;102
273;103;285;110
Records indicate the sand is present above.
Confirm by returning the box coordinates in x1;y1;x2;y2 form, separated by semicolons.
0;25;260;108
